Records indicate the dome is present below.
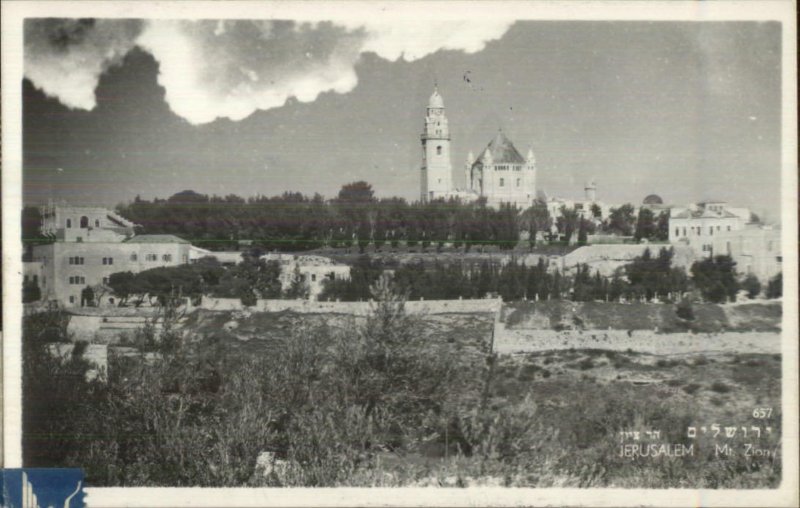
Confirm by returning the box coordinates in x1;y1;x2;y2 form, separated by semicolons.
643;194;663;205
428;87;444;108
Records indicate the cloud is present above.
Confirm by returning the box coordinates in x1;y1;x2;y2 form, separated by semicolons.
23;18;513;124
24;19;143;109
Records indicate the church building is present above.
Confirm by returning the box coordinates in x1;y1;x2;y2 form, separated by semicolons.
420;87;537;209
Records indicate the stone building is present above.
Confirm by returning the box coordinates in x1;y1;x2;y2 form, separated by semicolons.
419;87;537;209
668;201;750;250
27;205;194;307
464;130;538;209
667;200;780;281
420;87;453;201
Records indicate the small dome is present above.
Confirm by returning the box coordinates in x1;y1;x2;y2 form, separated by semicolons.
429;87;444;108
643;194;663;205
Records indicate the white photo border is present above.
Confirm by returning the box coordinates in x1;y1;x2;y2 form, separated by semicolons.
2;1;797;506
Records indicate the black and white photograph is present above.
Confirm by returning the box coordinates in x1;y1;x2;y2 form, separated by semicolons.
2;1;797;506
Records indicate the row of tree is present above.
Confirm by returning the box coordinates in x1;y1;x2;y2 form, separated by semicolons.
22;182;671;254
320;249;780;304
105;254;305;307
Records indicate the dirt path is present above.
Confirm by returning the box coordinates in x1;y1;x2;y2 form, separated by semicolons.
493;327;781;356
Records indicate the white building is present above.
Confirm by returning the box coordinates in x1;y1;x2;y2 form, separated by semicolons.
27;205;194;307
419;87;537;209
708;225;782;282
668;201;750;251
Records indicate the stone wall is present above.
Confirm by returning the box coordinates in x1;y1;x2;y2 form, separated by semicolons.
198;295;501;315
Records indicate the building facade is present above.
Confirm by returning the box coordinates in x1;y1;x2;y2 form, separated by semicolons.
28;205;193;307
465;130;537;209
420;87;537;209
420;87;453;201
668;201;750;251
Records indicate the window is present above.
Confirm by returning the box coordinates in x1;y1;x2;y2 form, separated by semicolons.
436;146;442;155
683;227;687;236
675;228;679;237
66;218;72;228
80;216;89;228
76;237;83;243
68;256;85;265
130;253;138;261
68;276;86;285
499;178;504;187
182;255;188;264
69;296;75;304
709;227;713;236
24;275;29;283
162;254;172;262
311;274;317;282
95;219;100;227
146;253;157;262
102;257;114;265
33;275;38;283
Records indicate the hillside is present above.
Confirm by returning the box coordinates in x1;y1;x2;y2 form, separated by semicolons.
502;301;781;333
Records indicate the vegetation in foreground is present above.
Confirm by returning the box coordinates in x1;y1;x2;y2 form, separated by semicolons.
23;279;781;488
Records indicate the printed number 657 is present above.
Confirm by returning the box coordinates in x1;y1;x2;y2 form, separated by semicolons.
753;407;773;419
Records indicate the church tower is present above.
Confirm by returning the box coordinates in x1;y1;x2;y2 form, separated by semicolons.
420;86;453;202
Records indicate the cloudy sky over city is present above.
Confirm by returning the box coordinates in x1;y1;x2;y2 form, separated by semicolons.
22;18;782;220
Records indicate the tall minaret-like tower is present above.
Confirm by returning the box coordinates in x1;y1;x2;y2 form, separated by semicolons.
420;86;452;202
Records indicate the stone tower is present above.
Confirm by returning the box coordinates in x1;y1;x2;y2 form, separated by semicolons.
584;179;597;202
420;86;453;202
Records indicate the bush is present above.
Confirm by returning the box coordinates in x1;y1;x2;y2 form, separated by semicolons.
676;299;695;321
766;272;782;299
742;274;761;299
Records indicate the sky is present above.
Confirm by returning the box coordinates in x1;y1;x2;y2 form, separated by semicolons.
22;19;782;221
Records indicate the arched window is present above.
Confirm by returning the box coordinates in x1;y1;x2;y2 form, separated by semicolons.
80;216;89;228
436;146;442;155
66;218;72;228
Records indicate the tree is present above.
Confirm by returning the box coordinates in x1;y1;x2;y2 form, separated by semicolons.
766;272;782;298
556;206;580;243
625;247;688;302
107;271;138;306
577;218;595;245
336;181;375;205
519;202;551;249
284;264;309;300
634;207;657;242
606;204;636;236
690;255;739;303
741;274;761;299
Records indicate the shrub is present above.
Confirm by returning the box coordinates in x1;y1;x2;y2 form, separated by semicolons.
742;274;761;299
709;381;733;394
676;299;695;321
766;272;782;299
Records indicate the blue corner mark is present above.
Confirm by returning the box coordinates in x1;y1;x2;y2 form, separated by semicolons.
1;469;84;508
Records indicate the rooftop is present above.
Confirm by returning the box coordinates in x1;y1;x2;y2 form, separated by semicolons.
124;234;190;244
472;130;527;166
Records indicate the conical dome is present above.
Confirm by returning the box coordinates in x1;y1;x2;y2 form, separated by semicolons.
429;87;444;108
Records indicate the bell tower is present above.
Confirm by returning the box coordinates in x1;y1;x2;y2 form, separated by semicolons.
420;86;452;202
